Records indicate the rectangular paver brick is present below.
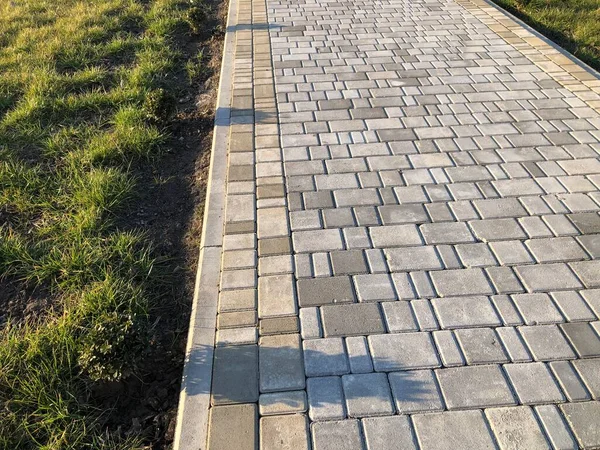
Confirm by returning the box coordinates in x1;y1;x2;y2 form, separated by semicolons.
436;364;516;409
368;332;440;372
413;410;496;450
486;406;550;450
389;369;444;413
430;268;494;297
362;416;417;450
321;303;385;337
297;276;355;307
304;337;349;377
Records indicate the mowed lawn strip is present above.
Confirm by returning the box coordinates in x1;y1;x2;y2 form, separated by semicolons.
490;0;600;72
0;0;219;448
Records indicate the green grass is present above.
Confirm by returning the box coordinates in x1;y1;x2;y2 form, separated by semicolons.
490;0;600;72
0;0;216;448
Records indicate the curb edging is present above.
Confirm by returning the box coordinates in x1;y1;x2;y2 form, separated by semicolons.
173;0;238;445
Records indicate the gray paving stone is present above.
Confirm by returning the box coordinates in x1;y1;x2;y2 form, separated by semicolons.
312;419;363;450
381;301;418;332
519;325;576;361
526;237;588;263
568;212;600;234
473;198;528;219
535;404;578;450
354;273;397;302
430;268;494;297
321;303;385;337
486;267;525;294
331;250;368;275
560;322;600;357
492;295;524;326
259;254;293;276
307;377;346;421
342;373;394;418
259;334;305;393
258;274;296;318
455;328;509;364
207;404;257;450
455;243;497;268
560;402;600;449
211;345;258;405
260;415;309;450
362;416;417;450
369;224;422;247
413;410;496;450
368;332;440;372
433;330;464;367
379;204;428;225
432;296;501;329
300;307;321;339
217;310;257;329
570;260;600;288
470;219;527;242
258;206;289;238
216;327;257;346
259;390;307;416
420;222;475;245
515;263;583;292
486;406;550;450
577;234;600;258
389;369;444;413
259;317;299;336
505;362;564;404
297;276;355;307
411;299;439;331
572;358;600;399
218;289;256;312
346;336;374;374
385;246;442;272
293;228;344;252
436;365;516;409
552;291;596;321
511;293;564;325
303;337;349;377
549;361;591;401
221;268;257;290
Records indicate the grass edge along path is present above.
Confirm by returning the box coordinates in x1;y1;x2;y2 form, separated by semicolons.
0;0;222;448
489;0;600;72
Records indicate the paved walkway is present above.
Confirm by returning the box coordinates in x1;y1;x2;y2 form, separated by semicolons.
176;0;600;447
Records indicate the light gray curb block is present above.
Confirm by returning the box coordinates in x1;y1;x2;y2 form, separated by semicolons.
173;0;237;446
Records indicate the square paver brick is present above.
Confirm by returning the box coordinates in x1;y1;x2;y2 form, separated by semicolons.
342;373;395;417
303;337;349;377
389;369;444;413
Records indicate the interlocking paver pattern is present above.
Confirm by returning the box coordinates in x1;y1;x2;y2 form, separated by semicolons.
200;0;600;445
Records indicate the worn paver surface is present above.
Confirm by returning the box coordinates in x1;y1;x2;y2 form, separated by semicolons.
178;0;600;447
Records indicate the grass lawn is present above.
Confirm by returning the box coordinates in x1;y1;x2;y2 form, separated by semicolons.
489;0;600;72
0;0;222;448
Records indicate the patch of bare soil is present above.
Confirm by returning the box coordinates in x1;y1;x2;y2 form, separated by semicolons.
95;1;228;448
